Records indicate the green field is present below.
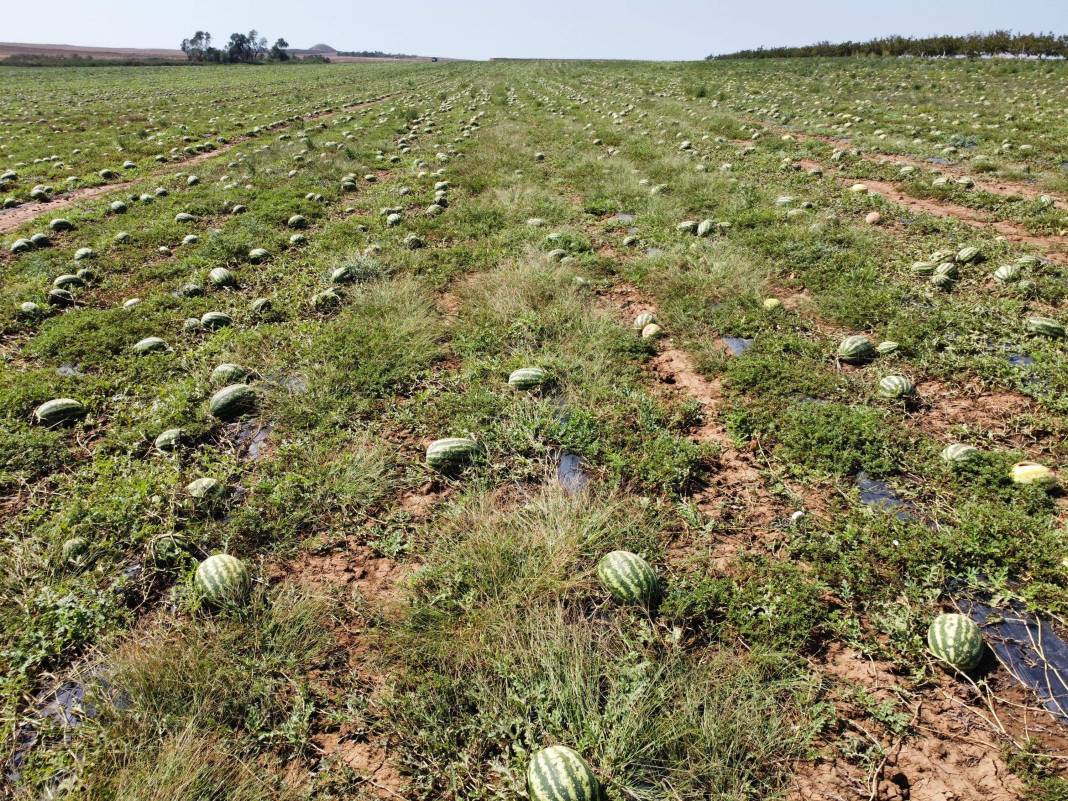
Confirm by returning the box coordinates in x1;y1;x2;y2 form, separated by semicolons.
2;58;1067;800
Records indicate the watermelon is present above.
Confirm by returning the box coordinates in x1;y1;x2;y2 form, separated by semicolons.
288;214;308;229
1010;462;1056;488
195;554;251;606
910;261;936;276
876;341;899;356
211;363;251;385
426;437;477;469
50;218;74;232
155;428;185;451
132;336;167;354
174;212;196;223
877;375;915;400
35;398;86;427
956;246;982;264
312;289;341;310
697;219;715;237
48;289;75;307
74;247;95;261
993;264;1021;283
641;323;663;340
200;311;233;330
941;443;979;463
186;477;221;499
10;238;32;254
632;312;656;330
527;746;599;801
209;384;256;420
837;335;877;364
62;536;88;564
249;298;272;315
927;613;983;673
597;550;658;605
1025;317;1065;338
248;248;269;263
53;274;85;290
508;367;547;390
18;301;42;319
208;267;237;288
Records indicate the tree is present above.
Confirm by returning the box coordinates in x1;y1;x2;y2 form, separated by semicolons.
180;30;213;62
248;30;269;61
227;32;254;64
270;38;291;61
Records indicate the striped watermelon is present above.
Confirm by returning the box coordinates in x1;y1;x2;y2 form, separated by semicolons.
208;267;237;288
200;311;233;330
1025;317;1065;338
933;262;958;280
927;613;983;673
526;746;599;801
195;554;251;606
956;246;982;264
34;398;86;427
910;261;936;276
132;336;167;354
426;437;477;469
876;341;899;356
508;367;547;390
837;335;877;364
877;375;915;400
155;428;185;451
641;323;663;340
211;363;252;386
209;384;256;420
993;264;1020;283
632;312;656;330
941;443;979;463
597;550;658;605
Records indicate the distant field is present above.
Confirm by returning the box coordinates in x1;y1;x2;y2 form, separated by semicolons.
1;58;1067;801
0;41;186;61
0;42;441;63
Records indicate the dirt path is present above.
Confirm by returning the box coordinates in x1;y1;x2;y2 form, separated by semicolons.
0;93;396;235
795;158;1068;264
764;120;1068;210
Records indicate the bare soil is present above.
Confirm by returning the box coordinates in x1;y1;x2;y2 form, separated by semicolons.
792;645;1029;801
795;158;1068;264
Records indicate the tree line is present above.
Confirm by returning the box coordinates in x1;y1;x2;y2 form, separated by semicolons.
709;31;1068;60
180;30;294;64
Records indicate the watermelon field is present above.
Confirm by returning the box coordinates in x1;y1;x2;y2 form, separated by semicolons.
1;56;1068;800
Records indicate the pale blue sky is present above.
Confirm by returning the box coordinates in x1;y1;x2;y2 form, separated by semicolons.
3;0;1066;60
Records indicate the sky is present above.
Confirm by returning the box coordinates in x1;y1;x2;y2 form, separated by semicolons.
2;0;1066;61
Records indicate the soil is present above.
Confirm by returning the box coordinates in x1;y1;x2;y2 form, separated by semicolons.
792;644;1030;801
313;734;408;799
599;283;789;534
794;159;1068;264
774;123;1068;210
915;380;1041;450
0;94;395;235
